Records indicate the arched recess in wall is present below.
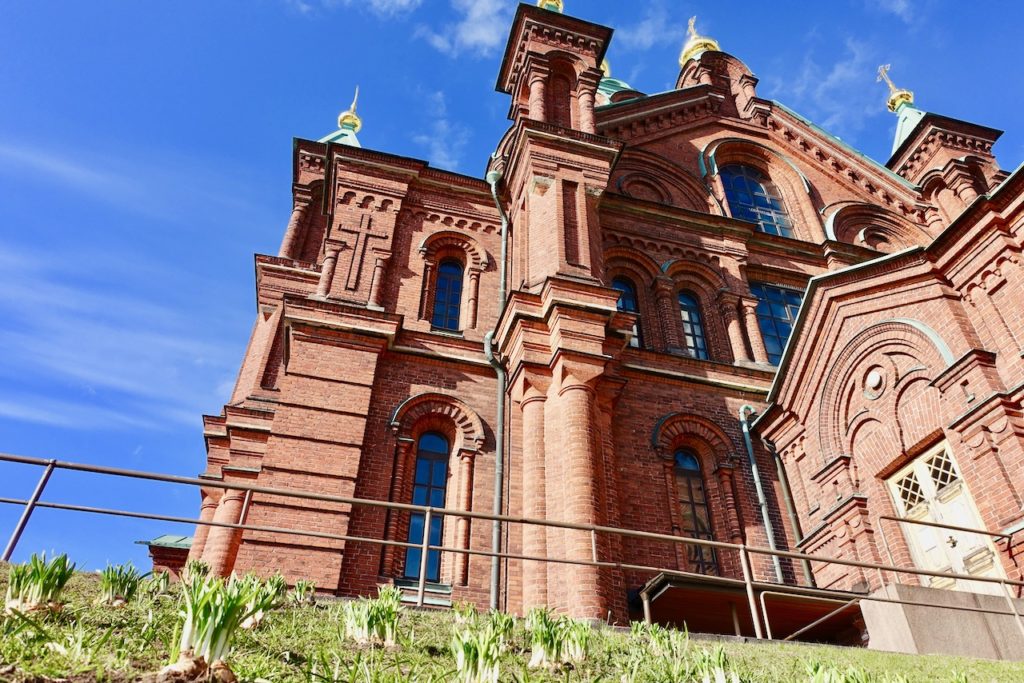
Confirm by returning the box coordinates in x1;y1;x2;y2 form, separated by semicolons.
418;230;490;329
823;202;934;253
920;172;965;228
545;51;586;129
610;149;720;214
296;180;327;262
386;392;487;585
816;319;954;472
702;138;823;242
651;412;744;550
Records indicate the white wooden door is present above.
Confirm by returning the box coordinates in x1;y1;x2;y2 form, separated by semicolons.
888;444;1004;596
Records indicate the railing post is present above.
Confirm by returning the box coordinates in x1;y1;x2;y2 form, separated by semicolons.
417;508;432;608
239;489;254;525
591;529;598;563
641;591;653;625
1000;580;1024;642
739;545;764;639
3;460;56;562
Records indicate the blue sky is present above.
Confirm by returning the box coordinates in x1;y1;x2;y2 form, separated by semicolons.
1;0;1022;571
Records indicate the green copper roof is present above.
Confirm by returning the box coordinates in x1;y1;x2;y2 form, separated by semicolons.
891;101;926;155
319;122;361;147
137;534;193;549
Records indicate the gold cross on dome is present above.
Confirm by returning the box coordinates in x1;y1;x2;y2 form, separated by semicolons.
877;64;898;94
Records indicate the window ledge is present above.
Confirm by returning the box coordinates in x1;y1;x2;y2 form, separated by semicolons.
429;327;465;339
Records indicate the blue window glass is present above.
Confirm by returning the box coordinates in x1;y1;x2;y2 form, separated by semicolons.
404;432;450;582
678;291;709;360
431;260;464;331
611;276;642;349
674;449;719;576
749;283;803;365
720;164;794;238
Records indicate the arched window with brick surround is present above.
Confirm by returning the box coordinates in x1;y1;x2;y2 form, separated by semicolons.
431;260;464;331
403;432;450;582
386;393;486;587
418;231;488;332
674;448;720;576
720;164;794;238
678;290;709;359
612;276;642;348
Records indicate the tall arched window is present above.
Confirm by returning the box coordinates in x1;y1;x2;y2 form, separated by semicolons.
674;449;719;576
720;164;794;238
404;433;450;582
612;277;642;349
431;260;464;331
678;291;709;360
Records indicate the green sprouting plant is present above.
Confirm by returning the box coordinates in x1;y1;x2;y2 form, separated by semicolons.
241;573;287;630
451;626;501;683
4;553;76;613
806;661;845;683
693;646;741;683
342;586;403;647
453;600;478;625
292;579;317;606
161;571;285;679
98;562;145;606
144;570;171;596
562;619;591;665
484;609;515;652
950;672;970;683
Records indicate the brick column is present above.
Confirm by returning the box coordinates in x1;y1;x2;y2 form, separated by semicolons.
528;73;547;121
577;89;595;134
367;251;391;310
718;294;750;363
454;452;474;586
558;376;608;620
741;298;769;364
654;277;682;352
382;439;415;576
202;489;246;577
278;201;309;259
520;386;549;611
466;270;481;329
187;490;220;563
715;464;744;544
316;248;340;299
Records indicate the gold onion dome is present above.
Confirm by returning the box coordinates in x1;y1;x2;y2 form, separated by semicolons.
537;0;563;12
877;64;914;113
338;87;363;132
601;59;611;78
679;16;720;66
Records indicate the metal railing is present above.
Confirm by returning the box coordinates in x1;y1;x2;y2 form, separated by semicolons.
2;451;1023;644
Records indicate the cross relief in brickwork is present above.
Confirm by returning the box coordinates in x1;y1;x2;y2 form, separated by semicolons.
335;213;389;292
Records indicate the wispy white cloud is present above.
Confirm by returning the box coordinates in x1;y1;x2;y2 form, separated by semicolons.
416;0;513;57
0;141;273;228
0;243;241;431
287;0;422;17
614;1;689;52
412;91;470;171
764;38;885;142
866;0;912;23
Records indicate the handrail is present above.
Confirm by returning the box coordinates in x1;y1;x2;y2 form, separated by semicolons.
2;451;1023;643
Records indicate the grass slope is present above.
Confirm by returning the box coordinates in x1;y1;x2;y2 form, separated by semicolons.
2;569;1023;682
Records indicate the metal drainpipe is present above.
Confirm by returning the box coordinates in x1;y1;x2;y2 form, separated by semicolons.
740;405;784;583
485;159;510;610
764;437;816;587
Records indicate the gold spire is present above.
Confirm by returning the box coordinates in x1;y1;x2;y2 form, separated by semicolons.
679;16;721;67
601;59;611;79
536;0;563;12
337;86;363;132
877;64;914;113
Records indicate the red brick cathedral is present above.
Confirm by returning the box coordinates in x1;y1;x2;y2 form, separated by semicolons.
172;1;1024;640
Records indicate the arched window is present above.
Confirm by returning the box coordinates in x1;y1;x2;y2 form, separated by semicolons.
720;164;794;238
678;291;709;360
674;449;719;576
404;433;450;582
612;276;642;349
431;260;464;331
